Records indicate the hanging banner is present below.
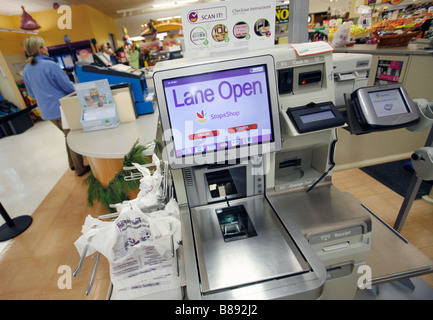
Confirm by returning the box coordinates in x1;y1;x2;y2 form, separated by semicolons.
181;0;276;58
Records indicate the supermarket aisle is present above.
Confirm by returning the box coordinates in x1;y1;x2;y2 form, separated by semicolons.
0;120;68;253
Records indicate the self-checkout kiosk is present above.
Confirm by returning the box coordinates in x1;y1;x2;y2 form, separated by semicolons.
265;46;372;300
152;45;373;300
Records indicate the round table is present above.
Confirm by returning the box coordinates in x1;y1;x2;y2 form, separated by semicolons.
67;111;160;186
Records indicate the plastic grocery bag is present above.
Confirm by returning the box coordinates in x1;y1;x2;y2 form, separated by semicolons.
74;152;184;298
74;199;183;299
74;198;181;263
109;245;185;300
332;22;352;48
135;154;162;199
111;154;163;211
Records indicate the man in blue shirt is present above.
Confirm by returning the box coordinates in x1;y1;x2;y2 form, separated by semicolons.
23;36;89;176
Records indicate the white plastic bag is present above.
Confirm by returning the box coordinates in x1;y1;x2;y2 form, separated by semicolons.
73;152;183;299
135;154;162;199
74;199;183;299
74;198;180;263
111;154;163;211
332;22;352;48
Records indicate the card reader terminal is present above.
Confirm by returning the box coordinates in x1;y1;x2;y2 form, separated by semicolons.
349;84;420;134
286;101;346;134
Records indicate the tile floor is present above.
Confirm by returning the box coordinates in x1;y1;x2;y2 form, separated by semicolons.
0;120;68;253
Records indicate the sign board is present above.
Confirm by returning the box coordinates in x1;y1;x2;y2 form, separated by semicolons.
181;0;276;57
275;4;289;38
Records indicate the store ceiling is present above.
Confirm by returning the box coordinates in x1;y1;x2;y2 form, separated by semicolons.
0;0;213;18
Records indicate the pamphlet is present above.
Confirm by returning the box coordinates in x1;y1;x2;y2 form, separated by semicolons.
74;79;119;131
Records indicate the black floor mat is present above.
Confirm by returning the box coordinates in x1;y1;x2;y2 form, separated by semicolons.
361;159;433;199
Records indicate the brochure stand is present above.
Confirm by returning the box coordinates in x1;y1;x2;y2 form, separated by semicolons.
0;202;32;241
74;79;119;132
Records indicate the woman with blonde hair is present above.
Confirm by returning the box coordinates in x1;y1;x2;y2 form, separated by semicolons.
23;36;88;176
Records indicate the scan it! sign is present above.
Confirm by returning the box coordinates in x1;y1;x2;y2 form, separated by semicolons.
181;0;275;57
187;6;227;24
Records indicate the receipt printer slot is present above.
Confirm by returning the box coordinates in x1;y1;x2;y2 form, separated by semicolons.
299;70;322;86
323;241;350;252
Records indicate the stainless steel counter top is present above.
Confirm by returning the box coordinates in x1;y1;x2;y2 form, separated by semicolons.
362;205;433;286
180;195;327;300
266;183;372;238
266;182;433;286
191;196;310;294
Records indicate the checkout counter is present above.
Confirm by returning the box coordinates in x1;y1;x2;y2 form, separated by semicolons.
68;43;433;300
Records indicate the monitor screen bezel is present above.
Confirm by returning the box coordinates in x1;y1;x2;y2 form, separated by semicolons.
354;84;419;128
153;54;281;169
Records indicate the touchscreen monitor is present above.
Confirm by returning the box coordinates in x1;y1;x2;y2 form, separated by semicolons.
153;55;281;169
93;53;112;67
368;88;409;118
62;54;74;68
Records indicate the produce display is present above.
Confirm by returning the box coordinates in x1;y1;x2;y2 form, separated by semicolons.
351;24;370;35
371;2;432;33
373;18;420;32
318;2;433;45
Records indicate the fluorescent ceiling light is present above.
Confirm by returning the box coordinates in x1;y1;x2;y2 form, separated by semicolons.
153;2;175;8
177;0;199;4
157;16;173;21
153;0;199;6
129;36;145;41
156;32;168;40
0;28;38;34
121;0;199;13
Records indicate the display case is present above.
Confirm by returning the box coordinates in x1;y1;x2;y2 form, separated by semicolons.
368;55;409;86
365;50;433;101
